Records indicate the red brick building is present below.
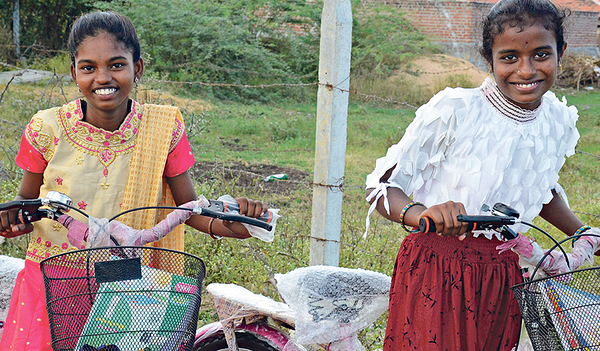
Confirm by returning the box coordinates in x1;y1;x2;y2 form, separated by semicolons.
366;0;599;69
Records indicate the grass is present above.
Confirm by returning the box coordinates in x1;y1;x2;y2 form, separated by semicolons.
0;79;599;349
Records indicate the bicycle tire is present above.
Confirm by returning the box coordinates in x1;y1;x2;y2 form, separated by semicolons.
194;330;281;351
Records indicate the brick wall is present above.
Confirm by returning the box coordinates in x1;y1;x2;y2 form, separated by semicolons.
366;0;599;68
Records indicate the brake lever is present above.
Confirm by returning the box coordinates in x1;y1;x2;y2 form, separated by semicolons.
18;208;65;224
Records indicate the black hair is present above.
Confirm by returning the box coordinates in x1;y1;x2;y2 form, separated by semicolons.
480;0;569;67
67;11;141;64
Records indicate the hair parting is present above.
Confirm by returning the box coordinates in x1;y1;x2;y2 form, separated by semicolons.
67;11;141;64
480;0;569;66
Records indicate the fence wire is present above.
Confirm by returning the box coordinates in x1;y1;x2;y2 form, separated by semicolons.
1;56;599;222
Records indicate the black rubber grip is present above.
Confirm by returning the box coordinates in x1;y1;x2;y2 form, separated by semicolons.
419;214;517;233
207;200;274;223
419;217;476;233
0;198;42;211
199;208;273;232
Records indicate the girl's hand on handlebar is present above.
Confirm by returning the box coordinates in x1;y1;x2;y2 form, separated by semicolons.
420;201;471;240
234;197;268;219
0;208;33;238
221;198;269;239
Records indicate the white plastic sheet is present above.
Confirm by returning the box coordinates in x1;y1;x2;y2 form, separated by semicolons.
276;265;391;349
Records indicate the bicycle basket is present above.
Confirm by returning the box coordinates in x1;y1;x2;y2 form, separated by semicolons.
512;267;600;351
40;246;205;351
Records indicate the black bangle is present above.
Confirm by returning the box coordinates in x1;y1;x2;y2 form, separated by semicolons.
207;217;222;240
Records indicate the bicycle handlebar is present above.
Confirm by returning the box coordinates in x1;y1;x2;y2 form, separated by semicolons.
0;198;43;211
418;214;518;237
6;191;273;232
196;207;273;231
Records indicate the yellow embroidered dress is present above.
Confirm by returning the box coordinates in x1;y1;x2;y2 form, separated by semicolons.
0;99;195;350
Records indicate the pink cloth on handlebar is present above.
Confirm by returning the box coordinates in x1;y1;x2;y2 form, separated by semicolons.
496;233;534;258
496;229;600;279
59;214;89;249
62;199;206;248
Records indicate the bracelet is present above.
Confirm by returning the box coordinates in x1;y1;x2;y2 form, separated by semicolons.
572;225;592;245
400;201;425;233
575;225;592;236
207;217;222;240
575;225;592;235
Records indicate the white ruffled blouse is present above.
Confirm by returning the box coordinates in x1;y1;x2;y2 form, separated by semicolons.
365;78;580;239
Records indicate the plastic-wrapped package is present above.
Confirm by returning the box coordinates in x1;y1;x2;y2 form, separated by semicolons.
207;283;300;351
276;265;391;349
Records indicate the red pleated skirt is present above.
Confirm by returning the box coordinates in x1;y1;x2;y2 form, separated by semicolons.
383;231;522;351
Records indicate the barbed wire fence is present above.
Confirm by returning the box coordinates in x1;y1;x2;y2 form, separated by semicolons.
1;50;600;232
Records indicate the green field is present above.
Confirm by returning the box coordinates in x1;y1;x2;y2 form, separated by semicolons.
0;78;599;349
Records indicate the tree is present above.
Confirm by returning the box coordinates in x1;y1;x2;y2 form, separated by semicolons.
0;0;95;59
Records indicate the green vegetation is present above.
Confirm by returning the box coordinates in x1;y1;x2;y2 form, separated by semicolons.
0;80;599;348
0;0;95;53
1;0;436;104
1;1;599;349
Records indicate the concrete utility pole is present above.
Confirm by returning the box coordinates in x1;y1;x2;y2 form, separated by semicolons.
309;0;352;267
13;0;20;59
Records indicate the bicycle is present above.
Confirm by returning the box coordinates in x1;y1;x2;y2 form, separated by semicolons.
0;191;276;351
194;265;391;351
420;203;600;351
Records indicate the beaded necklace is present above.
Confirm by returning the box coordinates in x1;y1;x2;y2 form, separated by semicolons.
481;78;541;123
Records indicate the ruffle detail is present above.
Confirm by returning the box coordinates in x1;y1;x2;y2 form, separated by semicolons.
365;81;580;239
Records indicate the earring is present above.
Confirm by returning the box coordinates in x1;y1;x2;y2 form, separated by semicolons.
77;83;81;93
133;77;139;99
559;61;563;73
487;66;495;82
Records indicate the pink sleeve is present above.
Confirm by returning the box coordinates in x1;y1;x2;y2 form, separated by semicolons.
15;130;47;173
164;130;195;177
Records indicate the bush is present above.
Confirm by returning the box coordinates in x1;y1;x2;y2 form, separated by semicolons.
2;0;439;104
351;2;440;76
98;0;320;103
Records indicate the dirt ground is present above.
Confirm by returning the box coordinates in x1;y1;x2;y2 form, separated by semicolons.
393;54;488;88
188;55;485;196
190;161;310;195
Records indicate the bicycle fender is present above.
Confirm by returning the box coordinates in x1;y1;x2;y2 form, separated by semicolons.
194;322;224;345
194;322;307;351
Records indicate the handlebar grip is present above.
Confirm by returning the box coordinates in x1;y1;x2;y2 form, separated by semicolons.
0;198;43;211
199;208;273;232
418;217;476;233
419;214;517;233
207;200;274;223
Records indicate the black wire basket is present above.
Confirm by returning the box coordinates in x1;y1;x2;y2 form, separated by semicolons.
512;265;600;350
40;246;205;351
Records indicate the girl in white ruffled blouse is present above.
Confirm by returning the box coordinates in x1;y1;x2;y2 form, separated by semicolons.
365;0;595;349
